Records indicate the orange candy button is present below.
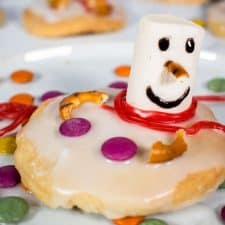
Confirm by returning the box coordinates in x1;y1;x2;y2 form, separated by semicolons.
114;65;131;77
10;93;34;105
10;70;34;84
112;216;145;225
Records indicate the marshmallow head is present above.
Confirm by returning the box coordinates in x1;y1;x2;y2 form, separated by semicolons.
126;14;205;113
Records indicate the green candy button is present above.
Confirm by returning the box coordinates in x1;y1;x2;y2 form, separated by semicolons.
207;78;225;93
140;218;168;225
0;197;29;223
219;181;225;190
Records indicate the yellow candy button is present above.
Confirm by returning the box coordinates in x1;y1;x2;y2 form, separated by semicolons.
0;136;17;154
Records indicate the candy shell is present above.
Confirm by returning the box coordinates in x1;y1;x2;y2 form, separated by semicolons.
0;197;29;223
207;78;225;93
40;90;64;102
221;206;225;222
219;181;225;190
0;135;16;154
140;218;168;225
10;70;34;84
10;93;34;105
109;81;128;89
59;118;91;137
114;65;131;77
0;165;21;188
101;137;137;161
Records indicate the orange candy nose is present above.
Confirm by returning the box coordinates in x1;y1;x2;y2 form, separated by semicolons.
10;70;34;84
114;65;131;78
112;216;145;225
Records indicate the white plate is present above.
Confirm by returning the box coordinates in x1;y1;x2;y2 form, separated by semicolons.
0;42;224;225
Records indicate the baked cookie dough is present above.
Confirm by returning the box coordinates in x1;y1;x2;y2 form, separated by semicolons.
0;9;4;26
15;15;225;219
23;0;124;37
207;1;225;39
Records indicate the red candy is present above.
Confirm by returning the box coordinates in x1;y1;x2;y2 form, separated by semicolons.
59;118;91;137
0;165;21;188
103;90;225;135
0;102;36;137
101;137;137;161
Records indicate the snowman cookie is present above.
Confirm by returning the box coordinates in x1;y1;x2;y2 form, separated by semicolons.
23;0;124;37
207;1;225;39
15;15;225;220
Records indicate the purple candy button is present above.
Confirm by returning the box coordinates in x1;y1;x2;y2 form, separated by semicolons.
221;206;225;222
59;118;91;137
0;165;21;188
40;90;64;102
109;81;128;89
101;137;137;161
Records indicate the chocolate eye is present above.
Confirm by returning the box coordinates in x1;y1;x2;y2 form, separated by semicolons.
158;38;170;51
186;38;195;53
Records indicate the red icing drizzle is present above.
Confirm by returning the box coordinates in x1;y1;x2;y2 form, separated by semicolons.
0;103;36;136
102;90;225;135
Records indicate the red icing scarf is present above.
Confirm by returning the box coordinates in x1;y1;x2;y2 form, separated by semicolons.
103;90;225;135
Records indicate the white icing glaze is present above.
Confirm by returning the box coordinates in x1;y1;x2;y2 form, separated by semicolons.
20;89;225;219
28;0;85;23
127;15;205;113
28;0;122;23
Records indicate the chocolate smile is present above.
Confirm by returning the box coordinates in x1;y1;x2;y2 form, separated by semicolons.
146;86;190;109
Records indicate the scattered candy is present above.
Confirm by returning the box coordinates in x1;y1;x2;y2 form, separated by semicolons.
40;90;64;102
192;18;206;28
113;216;145;225
114;65;131;77
0;102;36;137
10;70;34;84
140;218;168;225
10;93;34;105
0;197;29;223
0;165;21;188
221;206;225;222
207;78;225;93
0;135;16;154
101;137;137;161
109;81;128;89
59;118;91;137
219;181;225;189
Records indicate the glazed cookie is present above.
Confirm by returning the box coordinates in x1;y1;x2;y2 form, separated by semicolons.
15;15;225;219
0;9;4;26
149;0;208;4
207;1;225;39
23;0;124;37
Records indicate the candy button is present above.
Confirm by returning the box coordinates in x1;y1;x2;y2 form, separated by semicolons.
59;118;91;137
207;78;225;93
221;206;225;222
0;165;21;188
40;90;64;102
114;65;131;77
101;137;137;161
219;181;225;190
10;70;34;84
140;218;168;225
10;93;34;105
0;197;29;223
0;135;17;154
109;81;128;89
